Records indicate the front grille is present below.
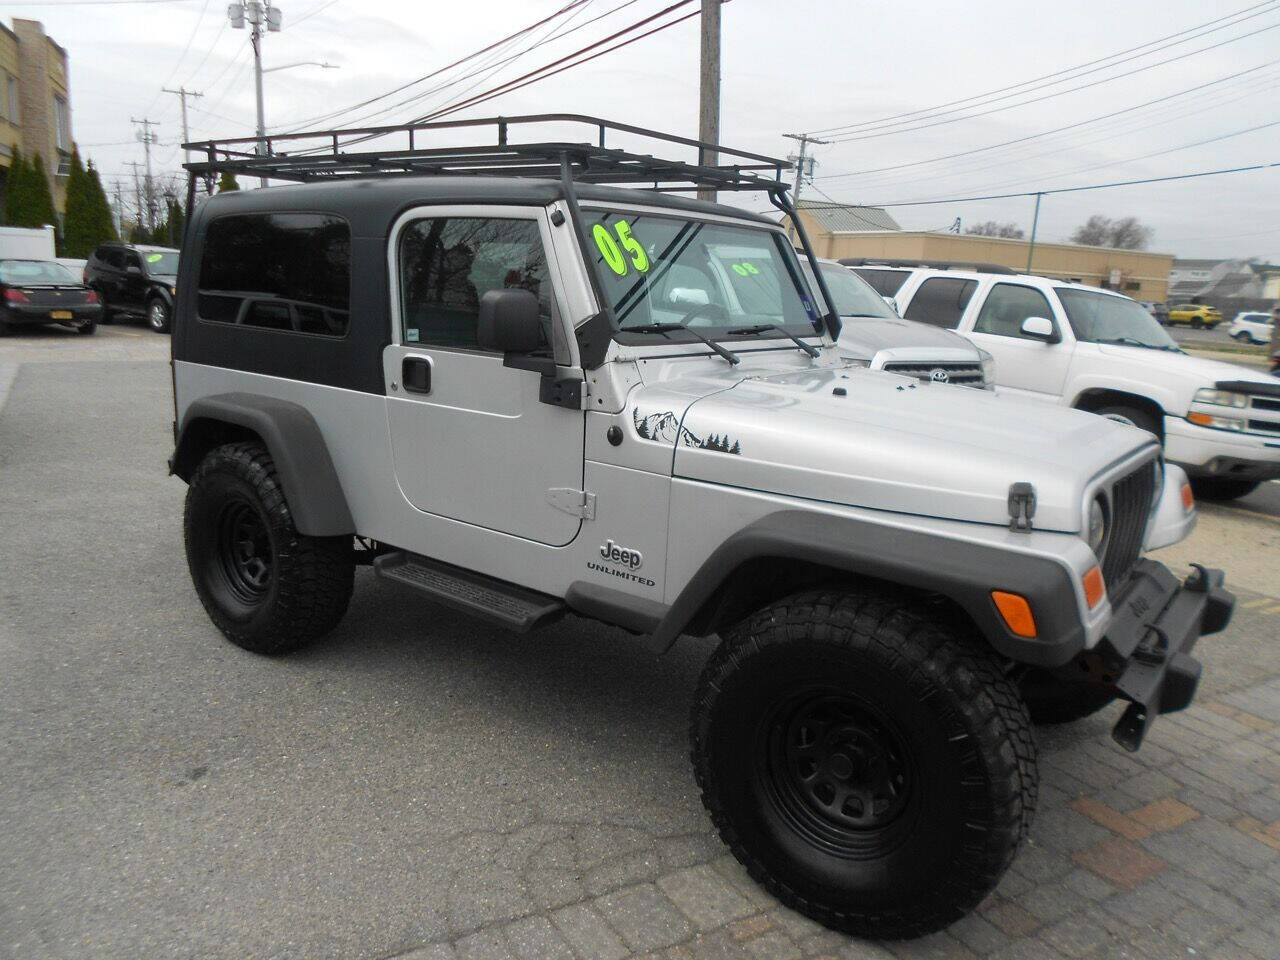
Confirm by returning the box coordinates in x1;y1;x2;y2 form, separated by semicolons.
1252;396;1280;413
1248;419;1280;435
881;361;984;387
1102;462;1157;597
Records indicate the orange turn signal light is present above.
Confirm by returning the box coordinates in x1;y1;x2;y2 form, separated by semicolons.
992;591;1037;639
1187;412;1214;427
1082;565;1105;610
1181;483;1194;511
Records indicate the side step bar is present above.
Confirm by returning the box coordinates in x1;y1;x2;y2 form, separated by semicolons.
373;552;565;633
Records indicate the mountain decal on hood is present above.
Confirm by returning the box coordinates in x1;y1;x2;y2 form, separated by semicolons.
634;409;740;455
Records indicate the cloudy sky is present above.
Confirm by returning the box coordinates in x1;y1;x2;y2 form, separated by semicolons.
21;0;1280;260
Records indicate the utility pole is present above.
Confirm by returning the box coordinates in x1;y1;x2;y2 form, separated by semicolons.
110;179;124;236
1026;192;1044;273
131;117;159;231
229;0;283;188
162;86;203;166
782;133;829;239
697;0;720;202
124;161;146;238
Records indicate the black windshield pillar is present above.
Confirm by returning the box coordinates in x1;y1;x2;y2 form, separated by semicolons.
560;151;615;370
772;189;841;341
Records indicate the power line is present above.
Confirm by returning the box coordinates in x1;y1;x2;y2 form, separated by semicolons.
808;0;1279;138
825;16;1280;144
286;0;337;28
819;59;1278;182
145;0;214;115
847;162;1279;209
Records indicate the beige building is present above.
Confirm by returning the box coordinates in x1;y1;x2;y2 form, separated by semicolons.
788;203;1174;303
0;18;73;215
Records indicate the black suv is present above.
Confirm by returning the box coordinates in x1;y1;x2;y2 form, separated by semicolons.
84;243;180;333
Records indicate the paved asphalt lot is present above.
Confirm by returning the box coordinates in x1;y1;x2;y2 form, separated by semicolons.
2;325;1280;960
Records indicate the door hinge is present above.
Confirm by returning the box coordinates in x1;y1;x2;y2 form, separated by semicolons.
547;488;596;519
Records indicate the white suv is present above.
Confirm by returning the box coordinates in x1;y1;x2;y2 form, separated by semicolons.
1227;311;1274;345
888;267;1280;501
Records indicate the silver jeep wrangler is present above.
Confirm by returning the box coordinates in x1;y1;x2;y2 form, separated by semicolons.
170;116;1233;939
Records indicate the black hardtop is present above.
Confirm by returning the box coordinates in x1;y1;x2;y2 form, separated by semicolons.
94;241;180;256
195;175;777;236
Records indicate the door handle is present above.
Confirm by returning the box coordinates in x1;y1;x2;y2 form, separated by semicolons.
402;355;432;394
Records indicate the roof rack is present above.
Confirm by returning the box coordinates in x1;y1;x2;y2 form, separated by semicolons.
182;113;791;194
838;258;1017;274
180;114;843;365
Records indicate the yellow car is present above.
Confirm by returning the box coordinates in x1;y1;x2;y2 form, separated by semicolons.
1167;303;1222;329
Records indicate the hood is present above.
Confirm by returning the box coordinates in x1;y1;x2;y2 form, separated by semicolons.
152;274;178;285
630;359;1153;533
835;315;977;359
1096;344;1276;389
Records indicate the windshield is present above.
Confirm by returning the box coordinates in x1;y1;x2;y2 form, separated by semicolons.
0;260;78;285
1058;289;1179;350
142;251;179;275
584;209;824;337
799;260;895;319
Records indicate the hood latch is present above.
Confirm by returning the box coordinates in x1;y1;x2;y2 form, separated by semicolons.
1008;482;1036;533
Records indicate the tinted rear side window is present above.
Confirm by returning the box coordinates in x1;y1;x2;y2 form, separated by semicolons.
849;268;908;296
198;213;351;337
904;277;978;329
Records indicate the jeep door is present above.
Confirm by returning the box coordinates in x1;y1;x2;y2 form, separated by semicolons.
961;281;1073;400
383;207;586;547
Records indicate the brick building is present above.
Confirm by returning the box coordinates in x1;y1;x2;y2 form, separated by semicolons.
0;18;73;216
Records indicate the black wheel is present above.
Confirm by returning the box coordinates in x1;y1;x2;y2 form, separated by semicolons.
184;441;354;654
691;590;1038;939
1190;317;1203;329
146;298;171;333
1189;477;1260;502
1090;403;1161;438
95;291;114;324
1018;669;1116;725
75;318;97;336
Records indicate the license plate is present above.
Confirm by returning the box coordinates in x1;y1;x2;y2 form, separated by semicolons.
50;310;73;320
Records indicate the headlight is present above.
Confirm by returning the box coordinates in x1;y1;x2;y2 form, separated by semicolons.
1087;495;1108;559
1187;412;1245;431
978;348;995;388
1193;388;1247;408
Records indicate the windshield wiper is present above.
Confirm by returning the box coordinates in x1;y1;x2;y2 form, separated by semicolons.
1096;336;1169;351
726;323;821;358
624;323;740;366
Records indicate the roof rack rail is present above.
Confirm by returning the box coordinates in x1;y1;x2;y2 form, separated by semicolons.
182;112;791;193
837;258;1017;274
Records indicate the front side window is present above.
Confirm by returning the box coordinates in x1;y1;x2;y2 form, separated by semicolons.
1057;289;1179;351
903;277;978;329
973;283;1056;339
584;209;821;337
850;268;909;297
141;251;179;276
398;217;552;350
198;213;351;337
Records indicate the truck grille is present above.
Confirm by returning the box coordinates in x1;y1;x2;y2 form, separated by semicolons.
1102;462;1157;597
880;361;984;387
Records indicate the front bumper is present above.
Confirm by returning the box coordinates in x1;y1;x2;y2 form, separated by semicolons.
1096;559;1233;751
3;303;102;326
1164;415;1280;482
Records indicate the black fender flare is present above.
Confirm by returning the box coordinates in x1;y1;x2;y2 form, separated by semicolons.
171;393;355;536
648;511;1086;668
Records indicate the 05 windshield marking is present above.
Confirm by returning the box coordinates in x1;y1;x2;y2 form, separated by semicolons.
1057;289;1181;351
585;209;824;340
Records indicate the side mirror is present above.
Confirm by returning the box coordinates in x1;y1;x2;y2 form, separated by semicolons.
882;295;899;314
669;287;710;307
126;264;142;275
1020;316;1058;342
477;288;543;354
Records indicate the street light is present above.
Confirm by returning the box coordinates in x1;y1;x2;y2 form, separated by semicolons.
262;60;339;74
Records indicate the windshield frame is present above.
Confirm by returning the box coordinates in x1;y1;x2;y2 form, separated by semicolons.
1056;287;1181;351
579;203;834;351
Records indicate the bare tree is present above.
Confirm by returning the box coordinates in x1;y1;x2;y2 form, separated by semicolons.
1069;214;1153;250
964;220;1025;239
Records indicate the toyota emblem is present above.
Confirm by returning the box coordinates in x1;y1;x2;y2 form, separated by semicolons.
929;368;950;383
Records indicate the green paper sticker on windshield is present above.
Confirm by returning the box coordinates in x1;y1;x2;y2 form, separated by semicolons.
146;253;164;264
731;261;760;277
593;219;650;276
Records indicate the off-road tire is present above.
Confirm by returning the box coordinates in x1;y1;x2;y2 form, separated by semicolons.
1092;403;1161;438
1018;668;1116;724
691;590;1038;939
184;441;353;654
1189;477;1260;502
